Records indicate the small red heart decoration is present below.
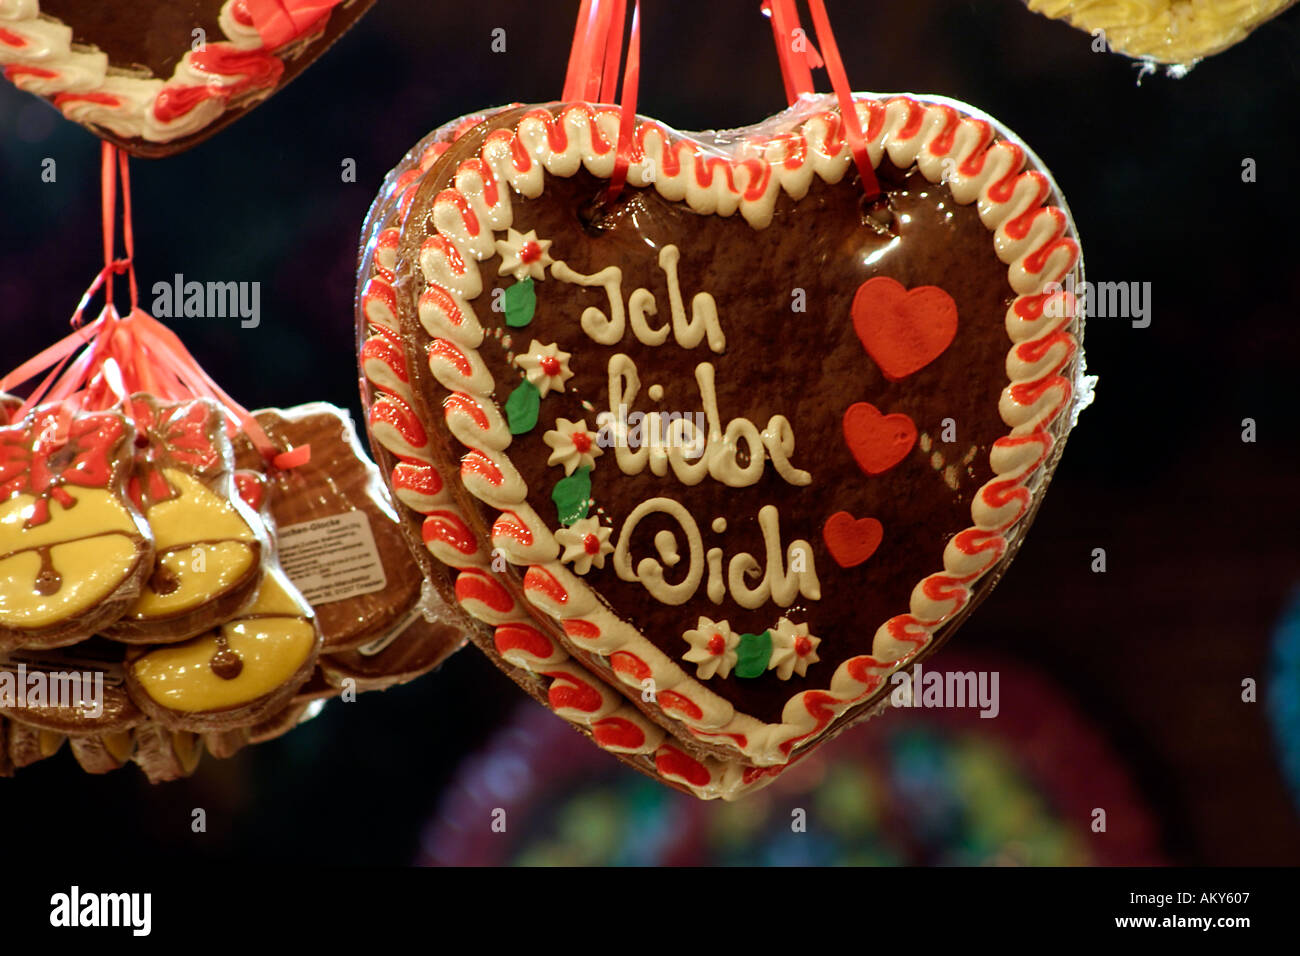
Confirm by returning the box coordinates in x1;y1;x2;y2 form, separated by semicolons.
852;276;959;380
842;402;917;476
822;512;883;568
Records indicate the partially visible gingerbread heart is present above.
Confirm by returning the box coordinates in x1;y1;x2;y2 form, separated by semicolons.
842;402;917;476
852;276;958;380
822;512;883;569
0;0;374;157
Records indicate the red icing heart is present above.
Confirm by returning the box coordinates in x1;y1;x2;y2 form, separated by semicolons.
852;276;958;380
842;402;917;476
822;512;883;568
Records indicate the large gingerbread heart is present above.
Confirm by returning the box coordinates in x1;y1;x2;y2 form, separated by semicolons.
366;94;1086;787
0;0;373;157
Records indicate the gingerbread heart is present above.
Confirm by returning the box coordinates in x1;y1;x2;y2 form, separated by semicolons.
0;0;374;157
365;95;1087;782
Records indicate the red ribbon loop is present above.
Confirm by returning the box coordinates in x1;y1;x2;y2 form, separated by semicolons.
1;143;306;469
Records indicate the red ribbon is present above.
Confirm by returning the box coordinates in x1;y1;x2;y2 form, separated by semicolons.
762;0;821;105
606;1;640;202
1;144;308;470
563;0;614;102
760;1;879;202
561;0;641;203
804;0;879;201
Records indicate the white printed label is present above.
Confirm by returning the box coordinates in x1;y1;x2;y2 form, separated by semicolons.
277;512;387;606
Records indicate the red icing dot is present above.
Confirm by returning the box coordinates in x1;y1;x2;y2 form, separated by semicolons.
583;534;601;555
707;633;725;656
795;636;813;657
571;431;592;453
541;356;561;376
520;240;542;263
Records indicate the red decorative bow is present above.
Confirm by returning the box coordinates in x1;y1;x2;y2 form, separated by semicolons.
125;399;221;512
0;409;125;527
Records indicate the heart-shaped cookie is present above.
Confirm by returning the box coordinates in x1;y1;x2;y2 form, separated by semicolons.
0;0;374;157
362;93;1086;789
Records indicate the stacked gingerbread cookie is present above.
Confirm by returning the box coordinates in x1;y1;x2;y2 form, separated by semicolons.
0;396;463;780
356;95;1088;798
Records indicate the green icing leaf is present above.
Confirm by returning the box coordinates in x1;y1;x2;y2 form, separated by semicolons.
552;466;592;526
735;630;772;679
504;277;536;328
505;379;540;435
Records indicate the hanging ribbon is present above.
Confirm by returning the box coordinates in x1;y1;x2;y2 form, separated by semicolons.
562;0;614;102
762;0;821;106
1;144;307;469
761;1;880;202
605;1;640;203
559;0;642;203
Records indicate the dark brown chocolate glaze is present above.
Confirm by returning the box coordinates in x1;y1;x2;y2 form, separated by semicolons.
29;0;375;158
397;106;1050;735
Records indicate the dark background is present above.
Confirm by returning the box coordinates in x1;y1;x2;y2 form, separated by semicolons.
1;0;1298;865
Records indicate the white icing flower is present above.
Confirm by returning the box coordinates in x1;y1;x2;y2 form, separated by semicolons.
554;517;614;574
682;617;739;680
515;340;573;397
543;418;603;475
768;617;820;680
495;227;554;281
